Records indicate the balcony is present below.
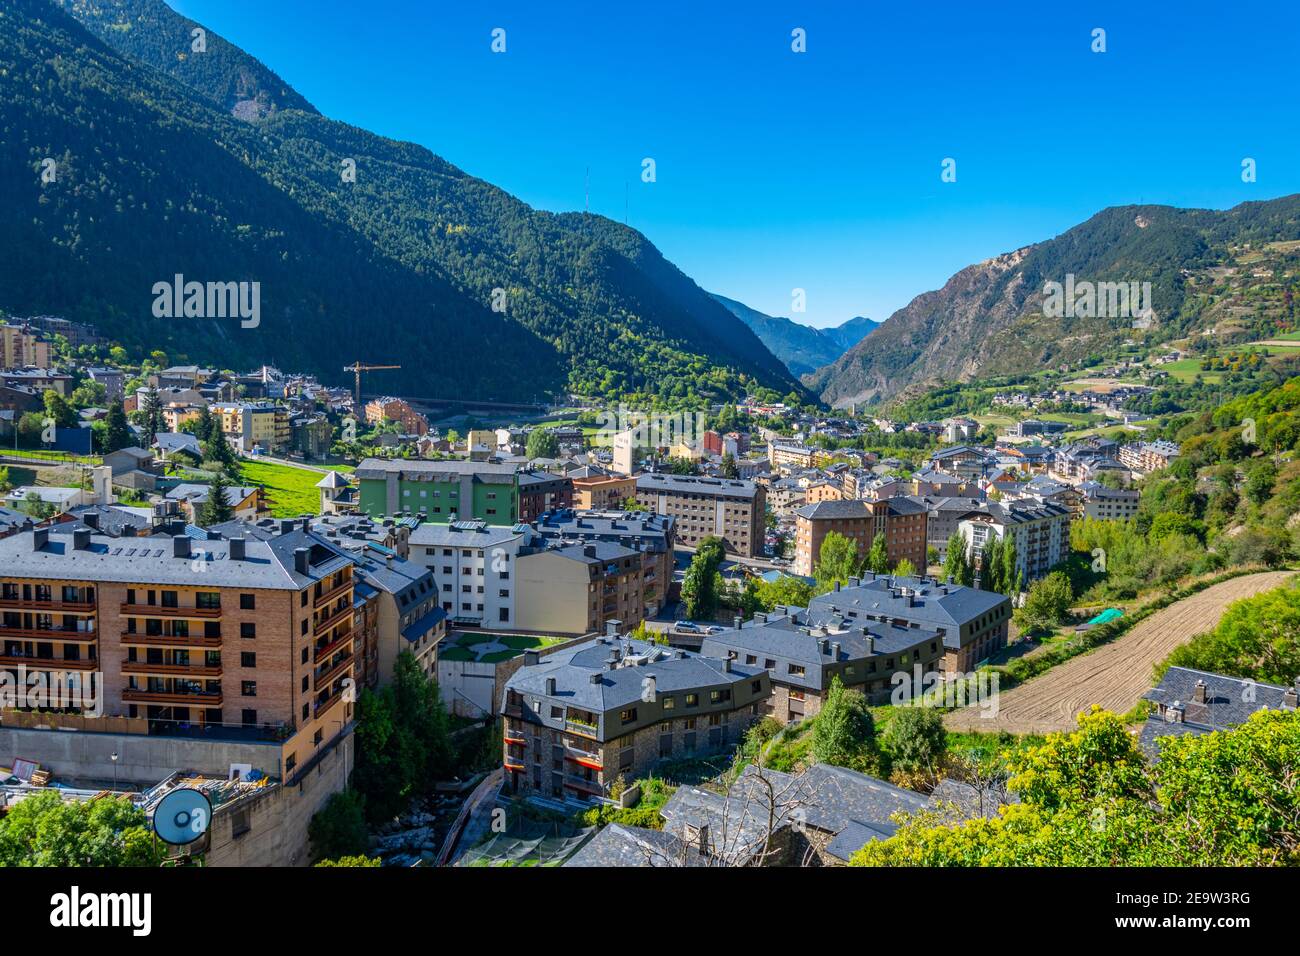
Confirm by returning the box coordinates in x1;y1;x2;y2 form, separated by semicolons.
122;631;222;649
564;751;603;771
314;631;354;665
565;718;599;739
0;654;97;672
313;579;352;609
0;597;95;614
120;603;221;619
314;602;352;631
0;626;97;643
314;653;353;690
121;660;222;679
504;758;525;772
123;688;222;706
563;776;606;797
313;689;345;718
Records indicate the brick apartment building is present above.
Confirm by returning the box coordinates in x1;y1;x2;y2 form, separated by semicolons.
567;466;638;511
792;497;928;577
502;636;770;802
516;469;574;522
635;473;766;557
0;525;358;779
363;396;429;436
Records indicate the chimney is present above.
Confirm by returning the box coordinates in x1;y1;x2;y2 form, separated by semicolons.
819;638;829;655
1285;686;1298;710
545;677;557;695
32;528;48;551
833;580;841;592
694;823;710;857
280;519;296;535
72;529;91;551
831;641;841;660
83;511;99;530
733;616;743;631
605;620;621;637
1192;680;1207;704
523;650;540;666
643;674;656;702
173;536;191;558
722;657;732;673
848;576;860;588
293;547;309;574
863;634;875;654
589;672;602;684
584;545;597;559
754;612;767;624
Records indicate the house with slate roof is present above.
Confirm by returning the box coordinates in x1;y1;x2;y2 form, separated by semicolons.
1139;666;1298;759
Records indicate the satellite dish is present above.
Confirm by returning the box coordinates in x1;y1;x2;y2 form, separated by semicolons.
153;788;212;846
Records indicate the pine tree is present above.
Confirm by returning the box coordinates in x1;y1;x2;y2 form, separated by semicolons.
141;386;162;446
103;399;131;453
196;471;235;526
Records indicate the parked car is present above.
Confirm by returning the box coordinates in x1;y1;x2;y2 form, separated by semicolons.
673;620;701;632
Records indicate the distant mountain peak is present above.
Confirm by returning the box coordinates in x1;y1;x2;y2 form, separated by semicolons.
709;293;878;379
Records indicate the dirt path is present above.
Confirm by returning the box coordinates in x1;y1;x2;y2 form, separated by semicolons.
946;571;1295;735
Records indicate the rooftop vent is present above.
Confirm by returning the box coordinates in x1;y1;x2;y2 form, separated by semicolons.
173;536;191;559
523;650;540;667
230;537;246;561
32;528;48;551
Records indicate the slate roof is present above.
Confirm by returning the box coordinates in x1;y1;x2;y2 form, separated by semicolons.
0;527;352;589
55;505;152;537
700;608;942;692
504;637;764;719
354;458;517;484
563;823;702;868
635;473;760;501
409;520;526;550
166;483;258;508
1138;666;1300;760
809;574;1010;650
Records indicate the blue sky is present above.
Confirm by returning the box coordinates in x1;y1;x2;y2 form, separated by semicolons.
172;0;1300;328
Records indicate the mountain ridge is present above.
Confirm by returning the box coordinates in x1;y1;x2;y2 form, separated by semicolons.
709;292;878;378
0;0;804;406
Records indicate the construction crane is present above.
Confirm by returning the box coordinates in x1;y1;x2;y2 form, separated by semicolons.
343;362;400;407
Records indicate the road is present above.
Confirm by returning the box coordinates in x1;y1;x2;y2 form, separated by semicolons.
945;571;1295;735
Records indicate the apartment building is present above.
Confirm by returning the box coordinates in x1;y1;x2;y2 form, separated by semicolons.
767;440;826;472
1078;481;1140;521
807;573;1011;673
957;499;1071;585
348;547;445;687
502;636;770;802
635;473;766;557
0;323;52;369
568;466;638;511
701;606;946;718
792;498;928;577
0;525;356;779
929;445;997;481
515;541;648;636
407;520;527;628
517;469;573;521
355;458;519;523
1118;439;1180;475
363;396;429;436
211;402;291;454
531;509;675;619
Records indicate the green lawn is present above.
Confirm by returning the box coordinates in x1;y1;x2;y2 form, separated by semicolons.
239;459;325;516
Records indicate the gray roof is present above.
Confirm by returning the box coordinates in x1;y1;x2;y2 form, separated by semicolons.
532;509;674;553
658;763;929;864
700;608;942;692
635;473;759;501
354;458;517;484
504;637;765;732
409;520;526;550
562;823;702;867
165;483;258;507
152;432;202;456
809;574;1010;650
1142;666;1295;738
0;527;352;589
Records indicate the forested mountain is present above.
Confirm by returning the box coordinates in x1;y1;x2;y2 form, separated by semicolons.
710;293;878;378
0;0;803;405
809;197;1300;407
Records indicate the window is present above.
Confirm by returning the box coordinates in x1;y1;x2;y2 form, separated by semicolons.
685;693;698;708
788;664;805;677
662;697;675;710
751;680;762;693
302;675;309;692
619;707;638;722
498;608;510;622
240;622;256;639
240;652;256;668
239;593;255;610
241;708;257;726
301;647;309;665
241;681;257;697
